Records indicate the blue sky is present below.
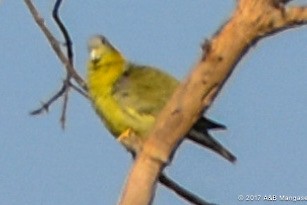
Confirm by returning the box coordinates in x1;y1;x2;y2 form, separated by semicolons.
1;1;307;205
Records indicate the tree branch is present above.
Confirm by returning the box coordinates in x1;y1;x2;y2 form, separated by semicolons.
119;1;307;204
24;0;88;127
52;0;73;65
159;174;217;205
24;0;86;88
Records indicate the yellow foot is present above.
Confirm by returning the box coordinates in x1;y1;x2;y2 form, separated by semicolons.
117;128;134;142
117;128;143;155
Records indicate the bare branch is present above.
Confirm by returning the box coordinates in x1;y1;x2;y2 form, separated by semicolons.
52;0;73;128
30;83;67;115
159;174;217;205
60;80;70;129
30;79;88;116
52;0;74;65
23;0;86;89
270;6;307;33
69;81;89;98
119;1;307;204
25;0;87;127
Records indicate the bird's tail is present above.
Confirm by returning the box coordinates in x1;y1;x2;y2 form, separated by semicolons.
187;117;236;163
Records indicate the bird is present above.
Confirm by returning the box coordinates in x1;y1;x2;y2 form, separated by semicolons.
86;35;236;162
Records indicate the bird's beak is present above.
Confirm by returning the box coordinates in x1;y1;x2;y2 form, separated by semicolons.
90;49;101;62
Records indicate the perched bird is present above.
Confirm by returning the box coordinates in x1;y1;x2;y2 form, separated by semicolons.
86;35;236;162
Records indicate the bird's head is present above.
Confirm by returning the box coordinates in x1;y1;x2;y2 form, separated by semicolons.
87;35;121;64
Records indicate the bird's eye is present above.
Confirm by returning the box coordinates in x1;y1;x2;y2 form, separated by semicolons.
100;38;106;44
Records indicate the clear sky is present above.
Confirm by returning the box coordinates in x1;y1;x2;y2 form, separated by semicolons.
1;1;307;205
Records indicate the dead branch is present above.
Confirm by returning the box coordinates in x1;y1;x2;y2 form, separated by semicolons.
24;0;85;88
25;0;87;127
119;1;307;204
159;174;217;205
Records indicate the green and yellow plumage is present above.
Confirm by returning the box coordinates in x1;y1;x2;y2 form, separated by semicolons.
87;35;236;162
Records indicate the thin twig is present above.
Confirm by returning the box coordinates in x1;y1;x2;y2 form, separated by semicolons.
69;81;89;98
60;80;70;129
52;0;72;128
25;0;87;128
23;0;86;89
30;83;67;115
159;173;217;205
29;79;87;116
52;0;73;65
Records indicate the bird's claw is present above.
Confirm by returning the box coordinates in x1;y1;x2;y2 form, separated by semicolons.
117;128;134;142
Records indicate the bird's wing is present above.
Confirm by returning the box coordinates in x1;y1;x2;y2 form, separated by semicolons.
112;63;236;162
112;63;179;117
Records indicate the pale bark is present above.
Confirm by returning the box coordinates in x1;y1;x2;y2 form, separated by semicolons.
119;1;307;205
